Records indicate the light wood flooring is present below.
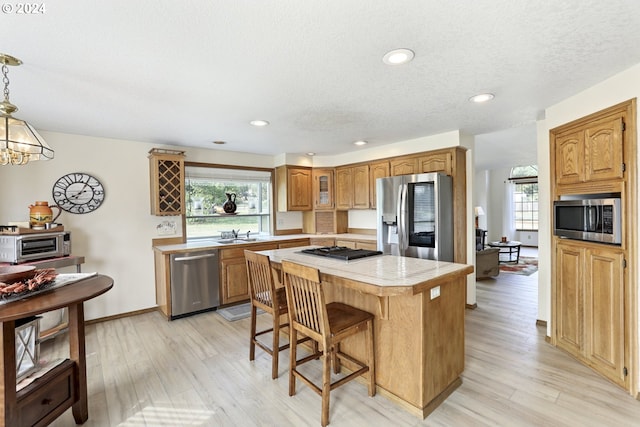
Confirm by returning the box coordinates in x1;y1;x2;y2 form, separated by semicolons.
44;263;640;426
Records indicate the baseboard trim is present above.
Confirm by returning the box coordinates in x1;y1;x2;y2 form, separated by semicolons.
466;303;478;310
86;307;158;325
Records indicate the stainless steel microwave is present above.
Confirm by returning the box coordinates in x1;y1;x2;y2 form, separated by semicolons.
553;197;621;245
0;231;71;264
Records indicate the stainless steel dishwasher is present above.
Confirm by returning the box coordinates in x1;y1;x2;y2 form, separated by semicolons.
169;249;219;319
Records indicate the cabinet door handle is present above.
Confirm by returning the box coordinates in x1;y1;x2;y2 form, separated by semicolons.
42;398;53;405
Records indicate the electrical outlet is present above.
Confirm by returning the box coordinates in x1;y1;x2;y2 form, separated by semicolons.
430;286;440;300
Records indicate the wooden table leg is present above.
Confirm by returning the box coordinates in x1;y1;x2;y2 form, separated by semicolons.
68;302;88;424
0;321;17;427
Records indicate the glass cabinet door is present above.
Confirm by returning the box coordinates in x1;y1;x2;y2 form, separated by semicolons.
313;169;334;209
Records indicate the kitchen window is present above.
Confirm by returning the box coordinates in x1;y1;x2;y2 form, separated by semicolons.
184;165;272;239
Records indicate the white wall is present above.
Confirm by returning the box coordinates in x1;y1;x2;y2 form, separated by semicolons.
540;63;640;387
0;132;274;321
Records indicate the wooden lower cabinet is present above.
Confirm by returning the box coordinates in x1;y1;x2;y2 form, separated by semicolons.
309;237;335;247
555;240;626;387
335;239;377;251
220;243;278;305
219;240;309;305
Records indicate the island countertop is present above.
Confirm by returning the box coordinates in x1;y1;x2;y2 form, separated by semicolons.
254;245;473;418
257;246;474;297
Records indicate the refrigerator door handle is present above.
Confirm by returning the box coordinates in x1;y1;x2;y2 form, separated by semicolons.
399;183;409;251
396;184;404;251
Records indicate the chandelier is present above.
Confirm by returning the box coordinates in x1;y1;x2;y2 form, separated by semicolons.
0;53;54;165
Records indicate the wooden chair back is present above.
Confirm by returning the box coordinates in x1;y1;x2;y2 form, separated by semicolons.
245;250;277;311
282;260;327;346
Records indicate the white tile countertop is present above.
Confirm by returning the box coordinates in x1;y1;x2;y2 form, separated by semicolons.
257;246;474;297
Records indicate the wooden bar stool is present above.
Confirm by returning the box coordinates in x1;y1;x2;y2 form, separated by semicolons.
245;250;310;379
282;260;376;427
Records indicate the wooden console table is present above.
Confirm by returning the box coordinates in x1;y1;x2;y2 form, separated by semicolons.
0;274;113;427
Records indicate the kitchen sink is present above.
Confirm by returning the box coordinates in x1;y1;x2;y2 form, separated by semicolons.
217;238;262;244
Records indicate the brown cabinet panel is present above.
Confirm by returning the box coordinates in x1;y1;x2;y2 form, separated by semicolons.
221;257;249;304
276;166;312;211
585;116;624;182
585;247;625;386
556;242;584;357
369;161;389;209
352;165;370;209
419;152;452;174
278;239;310;249
335;167;353;210
555;129;585;185
310;237;335;246
390;158;418;176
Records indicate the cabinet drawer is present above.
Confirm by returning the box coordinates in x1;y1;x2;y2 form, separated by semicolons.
220;243;278;259
18;359;76;427
278;239;310;249
310;237;335;247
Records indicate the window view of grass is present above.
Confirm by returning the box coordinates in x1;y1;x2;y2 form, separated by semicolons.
185;166;271;239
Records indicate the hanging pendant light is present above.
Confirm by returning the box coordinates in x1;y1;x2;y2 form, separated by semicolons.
0;53;54;165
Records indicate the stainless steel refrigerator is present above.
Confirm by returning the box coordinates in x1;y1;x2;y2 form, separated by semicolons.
376;172;453;261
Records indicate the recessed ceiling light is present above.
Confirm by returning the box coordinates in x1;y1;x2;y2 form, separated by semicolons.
353;140;368;146
307;152;315;156
212;140;226;145
469;93;495;103
250;120;270;127
382;48;415;65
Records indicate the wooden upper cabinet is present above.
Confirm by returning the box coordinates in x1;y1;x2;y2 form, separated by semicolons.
555;129;585;186
276;166;312;212
419;151;453;175
390;158;418;176
369;161;389;209
585;115;624;182
148;148;185;216
336;165;370;210
554;114;624;187
352;165;370;209
313;169;334;210
335;167;353;210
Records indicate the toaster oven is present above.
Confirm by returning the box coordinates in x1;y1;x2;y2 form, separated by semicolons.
0;231;71;264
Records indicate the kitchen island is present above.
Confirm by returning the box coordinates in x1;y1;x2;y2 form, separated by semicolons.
258;246;473;418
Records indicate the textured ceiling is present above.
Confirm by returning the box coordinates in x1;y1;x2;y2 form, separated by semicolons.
2;0;640;169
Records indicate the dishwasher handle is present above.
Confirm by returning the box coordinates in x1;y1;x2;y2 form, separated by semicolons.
173;253;218;262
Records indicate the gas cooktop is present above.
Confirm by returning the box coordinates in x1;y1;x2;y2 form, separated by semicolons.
299;246;382;261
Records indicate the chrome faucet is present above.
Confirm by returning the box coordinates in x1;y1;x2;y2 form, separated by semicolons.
246;230;251;239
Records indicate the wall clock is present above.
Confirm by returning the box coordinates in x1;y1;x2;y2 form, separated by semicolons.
52;172;105;214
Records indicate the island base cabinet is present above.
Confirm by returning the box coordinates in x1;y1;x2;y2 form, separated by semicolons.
322;276;465;417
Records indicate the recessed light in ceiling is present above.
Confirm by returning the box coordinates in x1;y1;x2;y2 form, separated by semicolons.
212;140;226;145
307;152;315;156
382;48;415;65
353;140;368;146
250;120;270;127
469;93;495;103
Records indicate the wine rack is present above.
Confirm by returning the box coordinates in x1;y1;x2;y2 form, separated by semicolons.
148;148;185;215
